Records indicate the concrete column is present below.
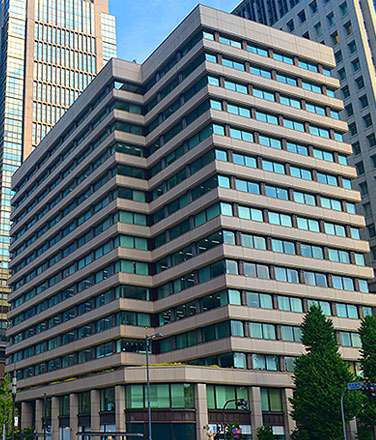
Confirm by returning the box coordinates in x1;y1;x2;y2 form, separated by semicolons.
195;383;208;440
283;389;295;440
51;396;59;440
250;387;263;436
348;419;357;440
90;390;100;432
35;399;43;434
21;401;33;430
70;394;78;440
115;386;125;432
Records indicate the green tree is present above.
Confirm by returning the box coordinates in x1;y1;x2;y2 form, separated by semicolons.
0;374;18;440
256;424;274;440
357;315;376;440
290;305;362;440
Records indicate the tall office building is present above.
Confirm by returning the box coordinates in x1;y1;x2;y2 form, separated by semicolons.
233;0;376;290
6;5;375;440
0;0;116;371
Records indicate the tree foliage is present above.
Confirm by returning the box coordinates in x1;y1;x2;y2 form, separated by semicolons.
256;425;274;440
290;305;363;440
0;374;18;440
357;315;376;440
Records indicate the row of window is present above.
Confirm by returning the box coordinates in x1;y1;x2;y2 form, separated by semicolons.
9;310;151;364
10;285;150;344
204;52;335;99
155;227;365;275
156;257;369;302
207;74;340;119
214;147;351;189
204;30;332;76
210;98;344;142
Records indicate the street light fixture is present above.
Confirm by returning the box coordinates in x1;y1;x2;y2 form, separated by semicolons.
11;374;17;440
145;333;163;440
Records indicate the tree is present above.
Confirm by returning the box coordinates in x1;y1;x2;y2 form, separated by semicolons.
357;315;376;440
0;374;18;440
256;424;274;440
290;305;363;440
225;423;244;440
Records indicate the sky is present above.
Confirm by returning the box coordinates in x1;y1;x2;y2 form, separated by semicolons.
109;0;241;63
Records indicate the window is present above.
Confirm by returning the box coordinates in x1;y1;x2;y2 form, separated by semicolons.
340;332;361;348
253;354;279;371
275;267;299;283
268;211;292;227
287;20;295;32
278;296;303;313
280;95;300;109
249;322;276;340
310;1;318;13
345;104;353;116
261;388;283;412
344;21;353;35
356;161;365;175
335;51;343;63
352;142;360;155
342;86;349;98
308;300;331;316
338;68;346;80
327;12;335;26
271;239;296;255
296;217;319;232
304;271;327;287
348;41;357;53
349;122;357;136
360;182;369;196
331;31;339;45
356;76;364;89
253;88;275;101
340;2;349;16
246;292;273;309
298;10;306;23
336;303;358;319
364;114;373;128
352;58;360;72
281;326;302;342
247;44;268;57
368;134;376;147
314;22;322;36
363;203;372;217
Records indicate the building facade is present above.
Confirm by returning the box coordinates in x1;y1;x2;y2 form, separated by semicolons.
6;5;375;440
233;0;376;291
0;0;116;367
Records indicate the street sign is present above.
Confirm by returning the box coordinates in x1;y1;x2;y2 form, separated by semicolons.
347;382;363;390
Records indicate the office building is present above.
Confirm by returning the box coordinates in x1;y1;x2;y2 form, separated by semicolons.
0;0;116;368
233;0;376;291
6;5;375;440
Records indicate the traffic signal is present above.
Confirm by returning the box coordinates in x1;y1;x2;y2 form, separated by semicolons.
360;383;376;397
236;399;248;410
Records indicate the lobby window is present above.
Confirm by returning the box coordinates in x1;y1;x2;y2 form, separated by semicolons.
348;41;357;53
261;388;283;412
356;76;364;89
59;395;70;416
363;114;373;128
327;12;335;26
360;95;368;108
78;392;91;414
100;388;115;412
344;21;353;35
207;385;248;410
126;384;195;409
298;10;306;23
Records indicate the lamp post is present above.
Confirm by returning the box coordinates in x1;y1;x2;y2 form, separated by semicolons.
145;333;163;440
11;374;17;440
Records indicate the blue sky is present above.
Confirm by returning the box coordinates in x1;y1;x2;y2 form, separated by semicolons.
108;0;241;63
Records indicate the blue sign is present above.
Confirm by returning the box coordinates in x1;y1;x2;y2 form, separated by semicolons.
348;382;363;390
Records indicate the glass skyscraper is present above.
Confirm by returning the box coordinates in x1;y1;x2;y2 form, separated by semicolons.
0;0;116;374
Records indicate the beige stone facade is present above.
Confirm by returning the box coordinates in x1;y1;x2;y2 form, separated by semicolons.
6;5;375;440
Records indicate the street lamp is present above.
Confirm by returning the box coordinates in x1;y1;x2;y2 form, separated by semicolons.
11;374;17;440
145;333;163;440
